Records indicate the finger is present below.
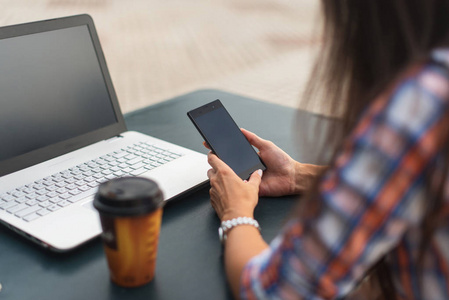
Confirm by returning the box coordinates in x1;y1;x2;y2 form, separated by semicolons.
203;141;211;150
248;169;263;188
207;168;214;179
207;151;230;171
241;128;268;150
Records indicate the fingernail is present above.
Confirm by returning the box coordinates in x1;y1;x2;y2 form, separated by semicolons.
257;169;263;177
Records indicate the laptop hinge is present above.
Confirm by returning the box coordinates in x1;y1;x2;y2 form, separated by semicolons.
106;135;124;143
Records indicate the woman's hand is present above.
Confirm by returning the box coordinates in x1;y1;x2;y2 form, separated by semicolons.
240;129;301;197
204;129;326;198
207;152;262;221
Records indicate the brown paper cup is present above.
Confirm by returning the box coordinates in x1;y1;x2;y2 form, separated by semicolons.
94;177;164;287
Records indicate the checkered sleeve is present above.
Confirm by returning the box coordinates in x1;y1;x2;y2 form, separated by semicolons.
240;58;449;299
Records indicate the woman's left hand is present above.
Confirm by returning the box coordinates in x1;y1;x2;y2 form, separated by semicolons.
207;152;263;221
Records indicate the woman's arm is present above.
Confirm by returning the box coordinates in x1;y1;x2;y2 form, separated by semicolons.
207;152;268;298
293;162;328;194
224;226;268;299
206;131;327;298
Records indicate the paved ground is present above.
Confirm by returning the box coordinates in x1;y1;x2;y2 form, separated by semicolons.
1;0;322;114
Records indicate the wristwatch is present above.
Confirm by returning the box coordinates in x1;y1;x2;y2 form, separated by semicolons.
218;217;260;244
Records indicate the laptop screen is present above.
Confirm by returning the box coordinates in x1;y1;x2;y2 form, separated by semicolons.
0;25;117;163
0;15;127;177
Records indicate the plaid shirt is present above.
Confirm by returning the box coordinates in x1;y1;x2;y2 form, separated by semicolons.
241;49;449;300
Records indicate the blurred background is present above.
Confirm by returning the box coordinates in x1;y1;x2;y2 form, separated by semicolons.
1;0;322;114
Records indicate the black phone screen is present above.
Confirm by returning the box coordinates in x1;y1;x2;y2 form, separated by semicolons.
188;100;265;180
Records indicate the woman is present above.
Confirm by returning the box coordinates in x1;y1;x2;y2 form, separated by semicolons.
206;1;449;299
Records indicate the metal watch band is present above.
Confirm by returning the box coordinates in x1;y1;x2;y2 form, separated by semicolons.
218;217;260;244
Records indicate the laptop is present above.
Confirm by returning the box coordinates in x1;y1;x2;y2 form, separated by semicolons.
0;14;210;252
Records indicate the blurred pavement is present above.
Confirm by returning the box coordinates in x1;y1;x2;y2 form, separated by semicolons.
1;0;322;114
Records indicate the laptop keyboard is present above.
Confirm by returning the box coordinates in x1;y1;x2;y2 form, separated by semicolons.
0;141;183;222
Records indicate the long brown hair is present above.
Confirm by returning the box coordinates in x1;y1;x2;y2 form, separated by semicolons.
303;0;449;298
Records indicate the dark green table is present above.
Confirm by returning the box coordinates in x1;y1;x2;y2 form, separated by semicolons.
0;89;337;300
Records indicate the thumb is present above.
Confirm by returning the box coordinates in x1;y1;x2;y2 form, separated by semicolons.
248;169;263;188
241;129;268;150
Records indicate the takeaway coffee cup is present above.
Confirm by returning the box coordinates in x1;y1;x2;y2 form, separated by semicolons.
94;177;163;287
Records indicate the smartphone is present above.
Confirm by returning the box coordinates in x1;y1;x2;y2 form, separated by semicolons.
187;99;266;180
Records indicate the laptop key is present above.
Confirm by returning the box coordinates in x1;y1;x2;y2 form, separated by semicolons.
71;170;82;176
95;159;108;165
37;208;51;216
59;193;71;200
110;166;121;172
56;187;68;194
61;173;73;179
43;181;55;187
47;191;59;198
113;151;127;158
93;173;104;179
92;167;102;174
130;168;147;176
74;180;84;187
36;195;48;202
39;201;52;208
49;197;63;204
47;204;61;212
15;205;41;218
23;212;40;222
52;176;66;183
84;176;96;183
87;182;99;188
67;189;96;203
122;167;133;173
158;159;168;165
15;196;28;203
130;162;145;170
7;204;28;214
58;200;71;207
127;157;143;165
66;184;77;190
26;199;39;206
69;189;82;196
1;194;15;202
12;191;25;198
21;188;35;194
65;177;77;184
36;189;47;196
113;171;125;177
0;201;17;210
125;154;137;160
46;185;59;192
102;169;113;175
78;185;91;192
26;193;37;199
32;183;46;190
55;182;67;188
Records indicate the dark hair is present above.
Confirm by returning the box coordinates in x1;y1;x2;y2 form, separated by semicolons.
303;0;449;298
